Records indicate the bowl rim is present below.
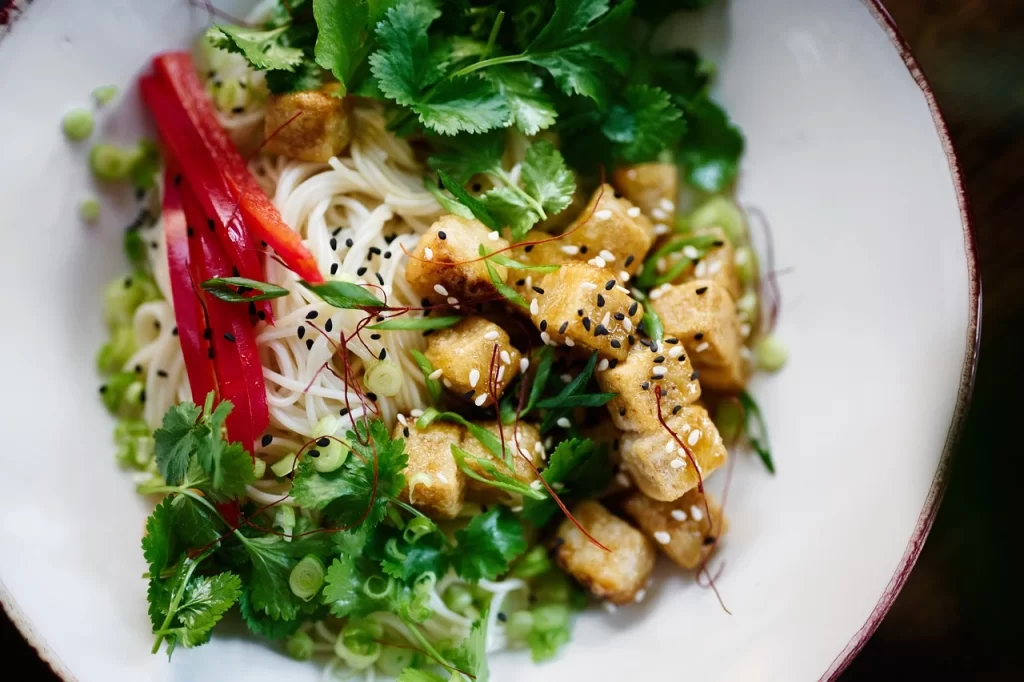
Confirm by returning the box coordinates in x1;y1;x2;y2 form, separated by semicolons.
0;1;983;680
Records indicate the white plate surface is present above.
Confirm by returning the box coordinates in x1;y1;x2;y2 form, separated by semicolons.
0;1;978;681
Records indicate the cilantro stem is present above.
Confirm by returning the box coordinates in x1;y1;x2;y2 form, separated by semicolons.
401;618;464;677
481;11;506;61
451;53;528;78
152;553;207;653
493;167;547;219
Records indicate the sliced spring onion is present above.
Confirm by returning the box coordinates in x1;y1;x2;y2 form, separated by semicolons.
689;196;746;244
335;618;383;670
736;289;759;321
734;246;758;285
368;315;462;331
364;360;404;397
756;334;788;372
201;277;290;303
713;400;743;443
739;390;775;474
375;645;417;676
512;545;553;579
486;259;529;310
92;85;120;106
89;143;134;181
424;176;475;220
96;326;137;374
288;554;326;601
506;610;535;640
252;457;266;479
301;279;384;309
437;169;501;231
285;632;314;661
79;198;101;223
532;603;570;632
402;516;437;544
270;453;298;478
479;244;561;273
443;585;473;613
312;416;349;473
409;350;442;404
274;505;296;537
62;108;94;141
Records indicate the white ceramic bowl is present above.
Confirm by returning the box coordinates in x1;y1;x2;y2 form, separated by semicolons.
0;1;979;681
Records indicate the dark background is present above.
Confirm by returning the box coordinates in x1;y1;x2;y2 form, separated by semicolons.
3;0;1022;679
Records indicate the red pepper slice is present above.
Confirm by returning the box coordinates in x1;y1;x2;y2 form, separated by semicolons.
139;74;274;323
162;163;217;405
182;183;269;447
153;52;324;285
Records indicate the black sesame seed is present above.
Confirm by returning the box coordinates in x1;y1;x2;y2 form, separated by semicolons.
99;385;108;394
712;240;725;247
330;237;338;250
305;339;314;350
345;238;354;248
438;230;447;240
628;302;639;316
582;317;591;331
672;405;683;415
261;240;268;247
497;613;507;623
187;226;195;237
539;320;548;331
579;245;588;254
174;173;183;186
340;407;350;416
248;302;257;315
628;335;636;345
665;337;679;344
261;434;273;447
325;319;334;332
375;272;385;285
231;105;244;114
330;263;339;275
640;338;652;348
558;321;569;334
317;437;330;448
619;407;626;416
139;390;146;403
524;245;534;253
654;356;665;363
604;280;615;290
333;227;343;237
207;219;215;231
357;266;367;276
472;183;482;192
149;240;158;250
610;339;621;349
608;359;619;369
297;326;306;339
577;309;584;317
366;392;378;402
641;382;650;391
704;536;716;546
694;332;705;340
690;370;700;380
370;333;382;341
124;277;133;288
308;450;320;458
157;369;169;378
385;234;397;244
403;427;411;438
624;254;635;267
463;390;475;399
650;341;659;353
384;251;392;259
378;348;387;361
614;312;625;321
594;324;609;336
369;246;381;255
596;294;605;307
532;286;545;294
257;311;267;321
134;364;143;374
696;286;708;295
516;279;526;286
306;311;319;320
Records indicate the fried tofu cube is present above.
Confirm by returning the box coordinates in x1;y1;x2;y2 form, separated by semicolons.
612;163;678;225
531;263;644;361
264;86;352;163
396;422;466;519
507;230;570;305
651;279;743;373
460;421;543;505
621;489;728;569
619;405;727;501
693;358;748;394
562;184;654;279
659;227;742;300
597;342;701;432
406;215;510;303
554;501;655;604
424;316;521;407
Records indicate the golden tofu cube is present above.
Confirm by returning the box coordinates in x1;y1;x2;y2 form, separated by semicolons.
659;227;741;300
460;421;543;505
597;342;701;433
424;316;521;407
507;230;570;305
651;279;743;372
395;422;466;520
406;215;510;303
264;87;352;163
621;489;729;569
554;501;655;605
612;163;678;225
532;263;644;361
619;405;727;501
562;184;654;278
693;357;748;394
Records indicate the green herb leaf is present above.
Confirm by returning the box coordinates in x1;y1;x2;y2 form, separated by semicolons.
535;392;616;409
739;390;775;474
397;668;448;682
481;185;541;240
207;24;306;72
201;277;290;303
424;177;475;220
321;554;383;618
368;315;463;331
153;402;203;486
244;536;300;621
213;442;256;499
524;346;555;415
427;131;505;184
437;170;500;231
369;2;444;108
602;85;686;163
142;498;176;576
451;444;545;501
520;141;575;217
489;67;557;135
266;60;325;94
302;280;385;309
451;507;527;582
312;0;370;92
485;259;529;310
449;614;490;682
238;589;302;640
678;97;744;193
521;438;609;526
413;75;512;136
159;572;243;650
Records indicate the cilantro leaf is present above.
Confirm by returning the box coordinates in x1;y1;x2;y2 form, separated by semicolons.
427;131;505;184
142;498;175;576
245;536;299;621
519;141;575;216
448;614;489;682
481;185;539;240
369;2;444;107
238;589;302;640
313;0;370;92
265;60;325;94
521;438;610;526
437;170;500;230
538;352;615;432
161;572;243;650
451;507;526;582
489;68;557;135
321;554;382;618
153;402;202;486
413;75;511;136
602;85;686;163
206;24;306;72
677;97;744;192
397;669;447;682
215;443;256;498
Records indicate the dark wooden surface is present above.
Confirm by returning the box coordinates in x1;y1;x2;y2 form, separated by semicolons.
3;1;1023;679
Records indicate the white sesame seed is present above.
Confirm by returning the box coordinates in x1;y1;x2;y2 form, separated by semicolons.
428;368;443;380
410;408;424;417
484;330;500;340
741;346;753;361
688;429;702;446
497;365;506;382
595;209;613;220
602;601;618;613
690;505;704;522
735;249;749;266
437;473;449;484
560;373;573;383
433;284;448;296
530;480;543;490
474;393;488;406
659;198;675;212
561;245;580;256
469;368;480;387
696;341;710;352
447;296;459;305
581;282;597;290
488;230;500;241
619;270;630;282
670;458;685;469
652;366;668;378
589;256;607;268
683;245;699;259
600;312;611;328
740;323;752;338
615;472;632;487
708;260;723;275
525;275;533;289
626;168;638;179
649;287;665;300
668;345;683;358
623;318;633;332
511;505;524;512
443;378;453;388
500;350;511;364
599;249;616;262
651;208;668;221
424;247;434;260
665;441;676;453
616;285;631;295
597;358;610;371
540;331;552;345
627;206;642;218
397;414;408;426
671;509;688;522
520;358;530;373
694;260;709;278
653;531;671;545
653;223;670;236
557;417;571;428
534;441;545;454
529;298;539;316
634;588;648;603
564;337;575;347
